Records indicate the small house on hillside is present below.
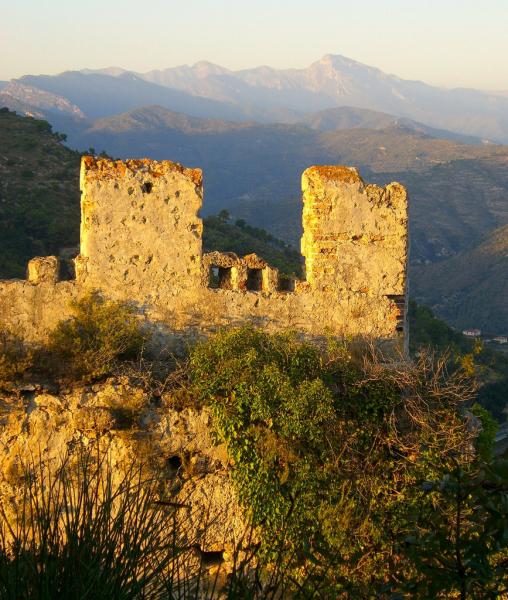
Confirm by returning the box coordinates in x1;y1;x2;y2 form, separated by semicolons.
462;328;482;337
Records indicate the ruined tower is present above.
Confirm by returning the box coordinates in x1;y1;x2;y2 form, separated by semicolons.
301;166;408;339
77;157;204;301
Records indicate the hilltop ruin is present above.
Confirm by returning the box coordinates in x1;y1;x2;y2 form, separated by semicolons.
0;157;408;352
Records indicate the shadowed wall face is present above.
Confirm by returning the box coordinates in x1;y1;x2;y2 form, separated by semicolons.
77;157;203;301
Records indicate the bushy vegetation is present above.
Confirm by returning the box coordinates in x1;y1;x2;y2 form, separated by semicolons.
0;293;146;387
410;300;508;422
189;327;508;597
46;292;146;382
1;321;507;596
404;458;508;598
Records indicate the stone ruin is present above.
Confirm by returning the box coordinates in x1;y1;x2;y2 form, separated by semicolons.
0;157;409;353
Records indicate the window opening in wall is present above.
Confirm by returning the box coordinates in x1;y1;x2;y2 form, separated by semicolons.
209;266;233;289
141;181;153;194
58;258;76;281
246;268;263;291
277;275;295;292
166;455;182;475
387;294;405;333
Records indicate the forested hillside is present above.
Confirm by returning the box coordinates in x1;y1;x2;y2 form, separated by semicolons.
413;225;508;333
0;108;80;277
0;109;302;278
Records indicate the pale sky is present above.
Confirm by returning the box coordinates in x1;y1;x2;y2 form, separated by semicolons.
1;0;507;90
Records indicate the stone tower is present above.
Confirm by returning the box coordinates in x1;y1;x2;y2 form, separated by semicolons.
301;166;408;337
0;157;409;354
76;157;203;302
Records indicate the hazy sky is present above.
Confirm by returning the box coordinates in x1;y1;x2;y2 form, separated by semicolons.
1;0;507;90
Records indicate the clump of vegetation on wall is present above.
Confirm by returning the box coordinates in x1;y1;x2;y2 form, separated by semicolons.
47;291;146;382
189;327;508;597
1;311;507;597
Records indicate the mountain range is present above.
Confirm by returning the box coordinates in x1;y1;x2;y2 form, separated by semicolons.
2;54;508;142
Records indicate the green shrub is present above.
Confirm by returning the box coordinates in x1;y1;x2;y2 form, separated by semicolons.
470;403;499;462
189;327;488;596
0;328;32;387
47;291;146;382
403;459;508;598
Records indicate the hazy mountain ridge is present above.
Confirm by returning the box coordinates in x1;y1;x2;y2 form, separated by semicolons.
2;82;85;119
0;93;46;120
3;92;507;270
4;54;508;142
87;105;253;134
14;71;301;123
69;54;508;142
300;106;485;144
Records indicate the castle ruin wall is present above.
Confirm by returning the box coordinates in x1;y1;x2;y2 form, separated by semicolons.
0;157;408;354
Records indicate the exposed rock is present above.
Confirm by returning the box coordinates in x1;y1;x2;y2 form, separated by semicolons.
0;377;246;558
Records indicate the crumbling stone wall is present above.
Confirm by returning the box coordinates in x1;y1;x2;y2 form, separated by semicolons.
301;166;408;335
0;157;408;353
77;157;203;302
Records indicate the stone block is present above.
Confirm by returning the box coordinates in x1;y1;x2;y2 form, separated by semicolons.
27;256;59;284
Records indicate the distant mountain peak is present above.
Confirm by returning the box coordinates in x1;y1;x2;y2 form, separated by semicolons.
190;61;231;76
80;67;128;77
318;53;354;65
316;53;376;70
3;81;85;118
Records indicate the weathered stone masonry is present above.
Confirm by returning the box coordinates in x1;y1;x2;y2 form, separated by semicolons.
0;157;409;353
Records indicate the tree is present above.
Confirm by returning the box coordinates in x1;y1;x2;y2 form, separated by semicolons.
218;209;230;222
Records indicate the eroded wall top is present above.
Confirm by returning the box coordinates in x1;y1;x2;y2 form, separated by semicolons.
0;157;409;353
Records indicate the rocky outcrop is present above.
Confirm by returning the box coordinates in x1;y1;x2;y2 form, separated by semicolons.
0;377;246;558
